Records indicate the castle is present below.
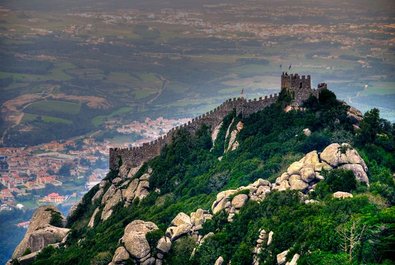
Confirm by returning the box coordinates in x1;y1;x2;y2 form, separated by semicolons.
109;73;327;170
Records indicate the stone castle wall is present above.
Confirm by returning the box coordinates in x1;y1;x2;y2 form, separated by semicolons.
109;73;327;171
109;94;279;170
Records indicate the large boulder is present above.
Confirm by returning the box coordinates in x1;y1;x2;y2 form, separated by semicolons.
156;236;172;253
190;209;205;227
12;206;69;259
273;143;369;192
231;194;248;209
288;175;308;190
333;191;353;199
122;178;139;202
320;143;367;170
111;246;130;264
211;190;237;214
214;256;224;265
171;212;191;227
277;250;289;265
166;224;192;241
287;161;304;175
122;220;158;260
286;253;300;265
339;164;369;183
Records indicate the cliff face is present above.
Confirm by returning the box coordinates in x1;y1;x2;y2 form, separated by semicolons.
12;206;69;261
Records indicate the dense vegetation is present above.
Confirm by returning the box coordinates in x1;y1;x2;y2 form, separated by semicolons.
31;90;395;265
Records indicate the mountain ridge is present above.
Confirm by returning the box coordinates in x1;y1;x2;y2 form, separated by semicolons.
9;74;395;265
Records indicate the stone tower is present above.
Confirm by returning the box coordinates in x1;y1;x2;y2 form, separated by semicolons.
281;72;313;105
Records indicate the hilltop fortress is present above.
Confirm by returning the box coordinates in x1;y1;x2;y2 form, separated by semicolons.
109;73;327;170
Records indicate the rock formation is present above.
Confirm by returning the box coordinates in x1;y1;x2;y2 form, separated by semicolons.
12;206;70;260
333;191;353;199
226;121;244;152
105;143;369;265
88;167;154;223
273;143;369;192
252;229;273;265
109;220;158;265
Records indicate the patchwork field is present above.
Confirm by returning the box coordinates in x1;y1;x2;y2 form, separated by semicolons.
0;0;394;147
24;100;81;115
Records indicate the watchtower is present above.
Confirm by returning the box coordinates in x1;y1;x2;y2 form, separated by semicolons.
281;72;314;105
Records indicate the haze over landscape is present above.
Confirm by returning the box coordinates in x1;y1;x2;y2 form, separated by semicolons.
0;0;394;264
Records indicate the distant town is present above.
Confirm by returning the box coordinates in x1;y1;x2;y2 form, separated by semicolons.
0;116;190;216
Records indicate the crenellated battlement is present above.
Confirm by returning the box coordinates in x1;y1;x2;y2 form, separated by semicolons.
109;73;327;171
281;72;315;105
109;94;279;170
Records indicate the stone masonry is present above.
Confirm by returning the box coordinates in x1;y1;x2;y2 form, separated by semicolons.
109;74;327;171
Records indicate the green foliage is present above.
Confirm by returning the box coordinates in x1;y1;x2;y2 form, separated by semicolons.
22;248;31;256
146;229;163;256
314;169;357;198
66;179;102;228
231;242;253;265
277;88;293;107
358;108;381;145
49;210;64;227
298;132;331;153
298;251;349;265
90;251;112;265
166;236;196;264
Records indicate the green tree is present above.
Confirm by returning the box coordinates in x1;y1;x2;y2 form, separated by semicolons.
358;108;380;144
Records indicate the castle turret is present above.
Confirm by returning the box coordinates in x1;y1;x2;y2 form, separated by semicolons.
281;72;314;105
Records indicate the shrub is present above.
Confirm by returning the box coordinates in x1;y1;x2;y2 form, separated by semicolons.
22;248;31;256
49;210;63;227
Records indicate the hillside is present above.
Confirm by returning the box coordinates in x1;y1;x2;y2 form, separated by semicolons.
9;86;395;265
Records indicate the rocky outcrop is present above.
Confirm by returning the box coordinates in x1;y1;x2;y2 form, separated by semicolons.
156;236;172;254
273;143;368;192
12;206;70;260
320;143;368;183
122;168;153;206
253;229;273;265
91;180;108;203
226;121;244;151
333;191;353;199
108;143;367;264
88;207;100;228
101;188;122;221
347;105;363;129
111;246;130;264
211;179;271;221
166;212;193;241
303;128;311;136
286;254;300;265
277;250;300;265
214;256;224;265
109;220;159;265
277;250;289;265
97;168;154;222
211;122;223;146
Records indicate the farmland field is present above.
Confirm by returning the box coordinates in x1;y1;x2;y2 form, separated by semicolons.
0;0;394;147
24;100;81;115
